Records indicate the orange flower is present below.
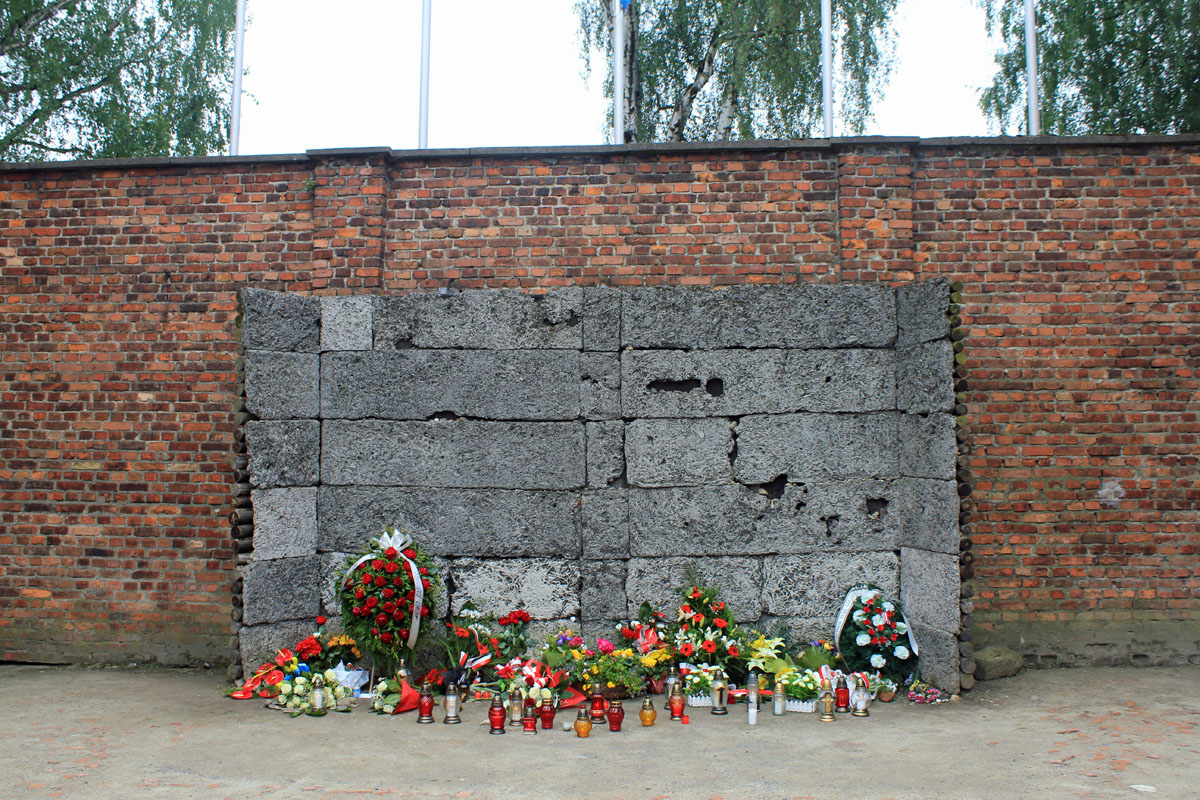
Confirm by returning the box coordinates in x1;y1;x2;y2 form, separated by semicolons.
701;640;716;653
713;618;728;629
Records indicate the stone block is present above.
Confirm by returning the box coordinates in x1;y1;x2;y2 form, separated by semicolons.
586;421;625;489
900;548;960;634
898;478;959;554
242;556;319;626
973;646;1023;681
582;490;629;559
896;340;954;413
621;349;790;418
244;351;319;419
317;486;581;558
909;621;960;693
897;278;950;346
374;289;583;350
245;420;320;488
787;349;897;412
319;551;355;616
765;480;901;554
320;350;581;420
582;286;621;351
581;353;621;419
240;288;320;352
239;620;314;670
899;413;956;479
762;551;899;620
758;615;834;645
581;560;628;621
449;558;581;620
251;487;317;560
320;295;374;351
620;285;896;349
625;557;764;622
321;420;584;489
733;413;899;484
625;418;732;488
628;486;772;556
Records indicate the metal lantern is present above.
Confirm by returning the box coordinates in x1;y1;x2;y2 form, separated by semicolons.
710;669;728;715
442;683;462;724
508;689;524;727
818;678;836;723
772;679;786;716
851;676;871;717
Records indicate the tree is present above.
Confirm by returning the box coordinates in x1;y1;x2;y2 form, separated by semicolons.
980;0;1200;135
0;0;237;161
576;0;898;142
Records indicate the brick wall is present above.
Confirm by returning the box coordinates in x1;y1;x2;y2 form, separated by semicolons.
1;136;1197;668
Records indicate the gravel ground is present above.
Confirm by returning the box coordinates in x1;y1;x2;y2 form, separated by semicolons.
1;664;1197;800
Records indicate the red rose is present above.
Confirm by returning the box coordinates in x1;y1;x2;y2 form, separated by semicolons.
353;606;364;616
380;632;393;644
393;610;405;622
679;642;695;657
401;628;411;640
371;627;379;636
498;615;510;626
316;615;326;626
382;588;394;599
376;613;388;625
393;576;404;586
384;547;398;558
714;618;728;629
419;566;429;576
421;579;430;590
382;602;395;614
420;606;429;617
701;640;716;653
362;574;373;586
727;645;740;658
385;562;399;574
354;588;365;600
366;596;379;608
343;579;352;589
403;548;416;559
371;559;384;571
406;590;416;601
519;610;530;622
374;576;385;587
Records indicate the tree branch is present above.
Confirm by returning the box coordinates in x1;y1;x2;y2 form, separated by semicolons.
0;0;77;59
667;22;723;141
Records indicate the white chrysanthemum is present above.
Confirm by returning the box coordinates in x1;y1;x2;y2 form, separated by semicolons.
895;622;908;634
870;654;886;669
871;614;886;627
853;610;866;623
894;645;910;660
882;601;895;612
856;633;871;647
324;669;337;683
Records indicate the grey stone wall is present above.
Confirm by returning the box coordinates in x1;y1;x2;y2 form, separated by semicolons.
237;281;960;689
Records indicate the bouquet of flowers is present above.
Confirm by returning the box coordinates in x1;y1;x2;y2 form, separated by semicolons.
294;616;362;672
778;668;821;701
337;527;441;673
836;587;917;683
493;608;532;662
796;639;837;671
437;601;497;687
275;669;351;716
580;639;645;697
494;656;569;699
540;627;586;679
670;584;747;678
680;662;720;696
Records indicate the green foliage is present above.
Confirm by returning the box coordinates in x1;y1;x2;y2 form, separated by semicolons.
980;0;1200;134
0;0;237;161
576;0;897;141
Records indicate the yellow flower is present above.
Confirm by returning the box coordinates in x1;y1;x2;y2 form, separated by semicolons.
591;665;599;675
570;649;584;660
607;681;615;688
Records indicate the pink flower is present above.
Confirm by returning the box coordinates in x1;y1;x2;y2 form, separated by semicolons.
597;638;615;654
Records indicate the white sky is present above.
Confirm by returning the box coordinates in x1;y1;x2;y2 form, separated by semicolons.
237;0;1001;156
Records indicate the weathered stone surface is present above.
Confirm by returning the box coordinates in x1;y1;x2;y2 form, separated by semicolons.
899;413;956;479
900;547;960;634
251;487;317;560
974;646;1023;681
245;420;320;487
320;295;374;351
759;616;832;646
762;551;899;620
320;350;581;420
896;340;954;413
449;559;581;620
321;420;584;489
317;486;581;557
242;556;319;625
898;478;959;554
625;418;732;488
582;286;621;351
586;421;625;489
733;413;899;483
241;288;321;352
909;621;961;693
582;560;628;620
621;285;896;349
621;349;896;417
582;490;629;559
897;278;950;346
581;353;620;419
239;620;314;670
766;481;901;554
244;351;319;419
319;551;355;616
374;289;583;350
625;557;764;622
628;486;771;556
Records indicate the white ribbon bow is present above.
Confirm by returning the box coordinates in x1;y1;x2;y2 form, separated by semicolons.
345;527;426;650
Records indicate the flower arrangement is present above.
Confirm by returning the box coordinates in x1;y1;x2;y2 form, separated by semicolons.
492;608;532;662
778;668;821;701
671;584;747;677
680;662;720;695
837;589;916;683
581;645;645;697
437;601;497;687
294;616;361;672
539;627;586;680
371;676;413;714
494;656;569;699
796;639;837;672
275;670;350;716
336;528;441;673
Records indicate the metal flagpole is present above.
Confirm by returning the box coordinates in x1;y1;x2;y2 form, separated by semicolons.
230;0;246;155
821;0;833;138
1024;0;1040;135
612;0;625;144
419;0;432;148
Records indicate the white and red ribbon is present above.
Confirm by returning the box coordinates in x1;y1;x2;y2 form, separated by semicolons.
345;528;425;650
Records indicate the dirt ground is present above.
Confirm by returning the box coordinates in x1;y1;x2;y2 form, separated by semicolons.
1;664;1196;800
